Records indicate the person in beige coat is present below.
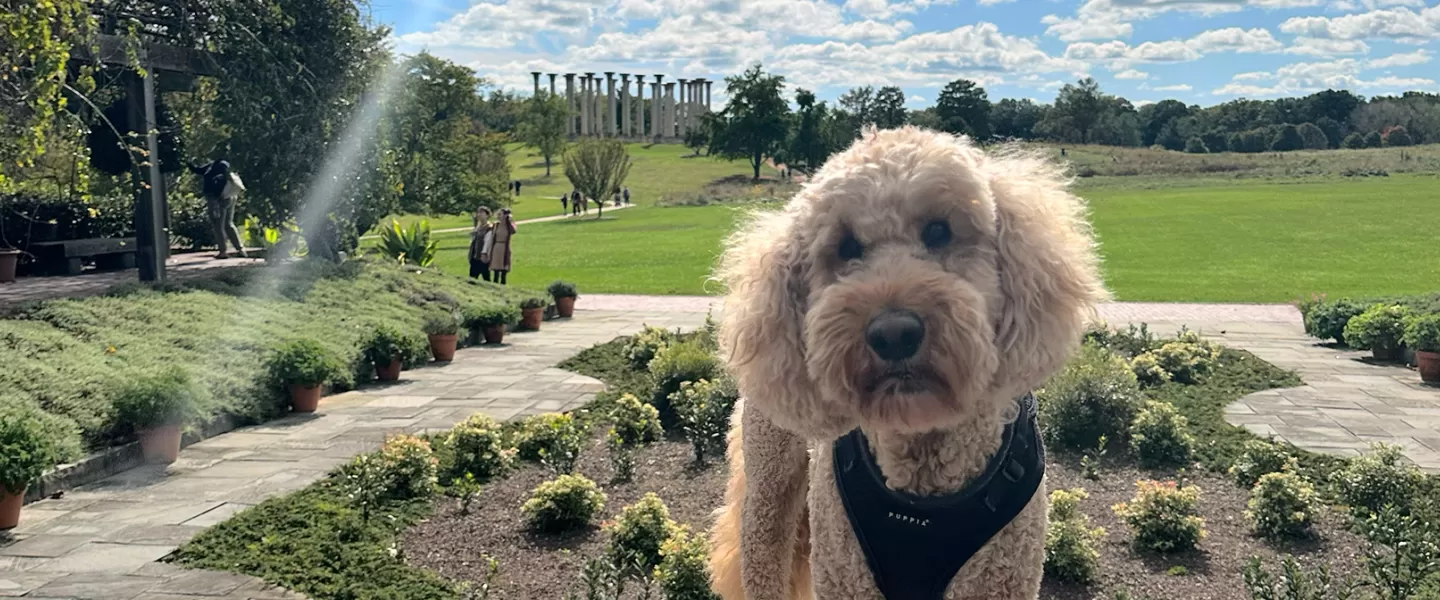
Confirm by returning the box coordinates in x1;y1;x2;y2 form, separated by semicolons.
485;208;517;285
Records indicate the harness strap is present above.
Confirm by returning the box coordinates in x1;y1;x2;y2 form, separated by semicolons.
832;394;1045;600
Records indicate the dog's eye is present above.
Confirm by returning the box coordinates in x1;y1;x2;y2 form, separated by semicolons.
922;220;952;249
838;234;864;261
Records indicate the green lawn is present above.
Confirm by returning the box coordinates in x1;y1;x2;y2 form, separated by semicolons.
380;142;773;231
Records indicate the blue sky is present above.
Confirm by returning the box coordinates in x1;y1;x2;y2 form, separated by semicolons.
368;0;1440;108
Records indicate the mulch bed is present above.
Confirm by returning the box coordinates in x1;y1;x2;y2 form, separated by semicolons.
403;427;1367;600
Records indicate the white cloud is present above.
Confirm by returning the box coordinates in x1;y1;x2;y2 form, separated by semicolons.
1285;36;1372;54
1234;71;1274;80
1041;13;1134;42
1279;5;1440;41
1063;26;1281;66
1153;83;1194;91
1211;56;1437;95
1368;48;1432;67
1043;0;1326;42
1187;27;1285;52
1114;68;1150;79
978;0;1017;5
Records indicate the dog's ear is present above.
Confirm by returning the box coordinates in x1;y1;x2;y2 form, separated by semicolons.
987;149;1108;396
717;208;853;438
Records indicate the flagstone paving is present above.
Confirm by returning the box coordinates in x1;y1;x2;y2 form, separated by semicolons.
2;296;1438;598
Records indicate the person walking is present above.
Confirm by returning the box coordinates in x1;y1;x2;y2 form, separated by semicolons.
486;208;517;285
561;193;569;215
571;191;582;216
613;188;622;207
468;206;494;282
622;186;631;205
514;180;523;196
188;157;247;259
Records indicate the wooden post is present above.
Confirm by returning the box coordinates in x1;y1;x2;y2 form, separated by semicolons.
127;64;167;282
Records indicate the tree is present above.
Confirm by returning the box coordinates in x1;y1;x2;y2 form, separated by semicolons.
1201;131;1229;153
0;0;94;192
516;92;569;176
1155;121;1186;151
783;89;834;173
708;65;790;180
872;86;907;129
1184;137;1208;154
1382;126;1413;147
838;85;877;129
386;53;500;216
563;139;632;219
935;79;992;140
1052;78;1107;144
1139;100;1192;147
1270;124;1304;151
990;99;1046;140
1342;132;1366;149
1364;130;1383;148
909;107;942;131
1314;117;1344;148
1302;89;1362;125
684;124;710;156
1297;123;1329;150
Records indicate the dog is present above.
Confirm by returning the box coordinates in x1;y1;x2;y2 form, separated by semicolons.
707;126;1107;600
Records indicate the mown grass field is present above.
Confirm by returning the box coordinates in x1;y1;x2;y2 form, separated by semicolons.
404;141;1440;302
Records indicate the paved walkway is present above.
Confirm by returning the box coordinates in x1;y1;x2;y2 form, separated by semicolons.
357;204;636;240
0;252;264;308
0;308;706;599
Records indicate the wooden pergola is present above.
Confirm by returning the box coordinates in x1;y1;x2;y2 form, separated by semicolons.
73;2;219;282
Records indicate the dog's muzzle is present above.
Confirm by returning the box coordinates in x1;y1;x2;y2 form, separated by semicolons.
866;309;925;362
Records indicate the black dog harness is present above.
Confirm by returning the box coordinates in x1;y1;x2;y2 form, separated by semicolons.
831;394;1045;600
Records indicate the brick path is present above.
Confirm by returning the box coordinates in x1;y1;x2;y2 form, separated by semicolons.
0;309;706;599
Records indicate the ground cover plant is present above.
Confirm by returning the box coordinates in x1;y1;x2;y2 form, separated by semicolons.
0;259;536;466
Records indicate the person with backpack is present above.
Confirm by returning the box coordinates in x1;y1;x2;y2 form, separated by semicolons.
188;157;247;259
623;186;631;205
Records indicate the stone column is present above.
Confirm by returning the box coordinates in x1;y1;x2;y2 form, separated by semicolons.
604;72;616;137
677;78;688;137
704;79;713;112
582;73;595;137
652;74;664;142
548;73;557;97
664;82;676;139
531;72;541;97
688;80;698;133
564;74;576;136
620;74;631;138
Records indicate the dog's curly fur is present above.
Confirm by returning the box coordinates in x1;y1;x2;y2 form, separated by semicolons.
708;127;1107;599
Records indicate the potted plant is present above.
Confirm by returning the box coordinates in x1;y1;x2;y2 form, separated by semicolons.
0;407;70;529
1403;313;1440;384
0;247;20;283
364;324;419;382
548;281;579;318
113;369;205;464
463;304;521;345
519;297;547;331
266;339;342;413
423;309;460;362
1343;304;1412;362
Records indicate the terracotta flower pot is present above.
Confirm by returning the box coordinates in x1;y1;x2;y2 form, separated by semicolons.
429;334;458;362
1372;345;1404;362
375;358;403;381
556;296;576;318
483;324;505;344
138;424;183;464
0;486;23;530
0;249;19;284
1418;350;1440;384
521;307;543;331
289;384;323;413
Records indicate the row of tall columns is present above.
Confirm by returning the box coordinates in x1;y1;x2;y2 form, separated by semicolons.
533;71;713;140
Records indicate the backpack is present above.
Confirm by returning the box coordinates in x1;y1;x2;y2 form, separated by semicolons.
221;172;246;201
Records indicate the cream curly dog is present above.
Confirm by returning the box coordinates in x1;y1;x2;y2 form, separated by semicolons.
707;126;1107;600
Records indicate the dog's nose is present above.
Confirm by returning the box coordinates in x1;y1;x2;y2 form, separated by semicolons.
866;310;925;362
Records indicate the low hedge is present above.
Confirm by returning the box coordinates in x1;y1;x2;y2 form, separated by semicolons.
1299;293;1440;343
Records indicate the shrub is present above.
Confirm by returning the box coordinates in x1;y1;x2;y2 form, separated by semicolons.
446;414;516;480
1381;125;1413;147
605;493;681;571
624;325;676;369
1183;137;1208;154
0;404;80;494
522;474;607;533
1112;480;1206;553
1230;439;1294;488
520;297;547;310
1246;470;1319;539
610;393;663;446
1333;443;1424;518
462;304;521;329
648;340;722;423
376;434;438;500
1301;297;1367;343
336;453;389;522
1243;555;1357;600
656;525;722;600
377;219;438;267
1129;401;1195;468
1045;488;1106;583
606;428;636;483
1038;344;1145;451
548;280;579;299
113;367;207;430
1145;330;1220;384
1270;124;1304;152
421;309;459;336
1363;130;1383;148
515;412;586;474
1401;313;1440;353
445;472;483;515
1084;322;1157;358
266;338;343;387
1343;304;1411;354
1357;504;1440;600
363;323;426;367
670;377;739;465
1129;352;1171;386
1342;132;1367;149
1297;122;1329;150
